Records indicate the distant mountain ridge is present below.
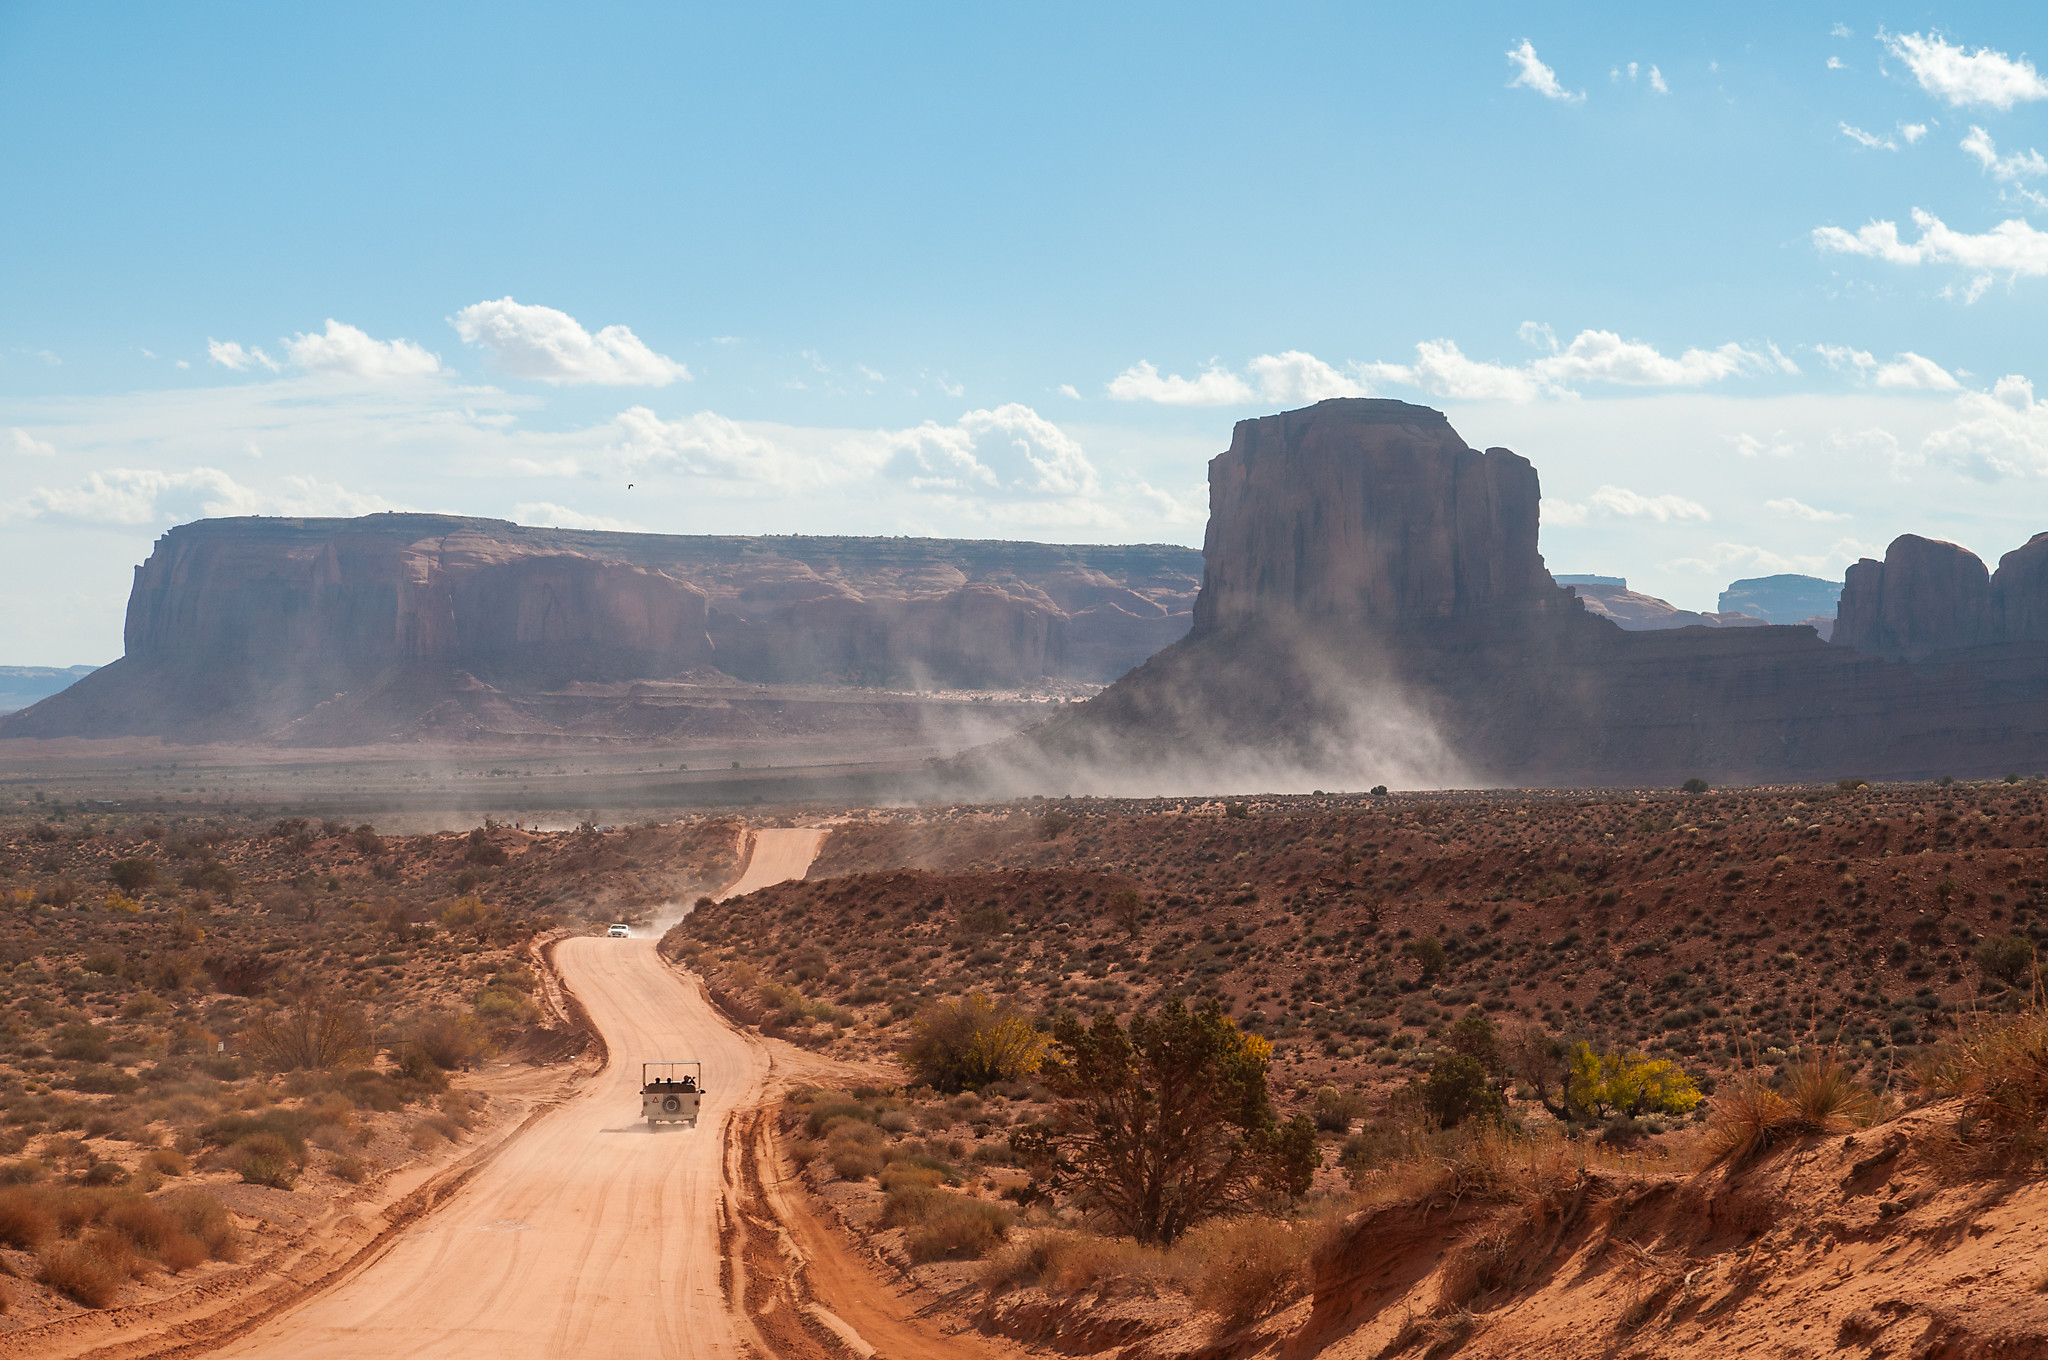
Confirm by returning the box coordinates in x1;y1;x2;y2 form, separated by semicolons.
0;516;1201;745
0;665;99;716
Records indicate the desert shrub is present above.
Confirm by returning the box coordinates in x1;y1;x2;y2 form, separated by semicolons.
1419;1055;1505;1129
1402;937;1447;980
1447;1011;1501;1071
440;895;500;939
1706;1053;1873;1165
1976;935;2037;991
104;1197;206;1272
408;1011;486;1070
1037;810;1074;840
52;1023;113;1064
108;858;159;894
241;998;373;1071
801;1102;871;1137
1310;1086;1368;1133
1563;1045;1701;1121
144;1148;188;1176
331;1152;369;1183
0;1188;55;1249
883;1183;1013;1262
828;1143;887;1181
1053;1233;1162;1293
203;952;278;996
1177;1216;1314;1331
461;831;508;867
1917;1005;2048;1163
1043;999;1319;1244
160;1191;239;1261
37;1235;128;1307
900;992;1048;1093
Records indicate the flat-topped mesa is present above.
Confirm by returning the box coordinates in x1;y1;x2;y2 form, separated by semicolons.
1191;399;1558;634
9;514;1204;744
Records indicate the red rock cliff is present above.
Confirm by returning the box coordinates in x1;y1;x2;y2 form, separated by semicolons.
1192;399;1558;633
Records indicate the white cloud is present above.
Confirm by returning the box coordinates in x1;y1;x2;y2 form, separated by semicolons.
207;340;278;373
1505;40;1584;104
1961;126;2048;181
1363;329;1769;403
1667;539;1875;578
285;319;442;379
1106;360;1255;406
1832;24;1853;39
1841;123;1895;150
1901;122;1928;144
868;404;1100;498
1765;497;1849;521
1542;499;1589;526
1245;351;1371;403
1362;340;1543;402
1057;384;1081;400
1924;375;2048;478
1814;208;2048;281
1;467;404;527
1530;331;1766;386
1728;431;1800;459
1873;352;1961;390
1587;485;1711;521
1815;345;1960;391
1816;344;1877;374
1766;344;1802;375
603;408;823;486
5;428;56;458
511;502;647;533
1649;65;1668;94
1827;56;1845;71
1885;31;2048;110
451;297;690;386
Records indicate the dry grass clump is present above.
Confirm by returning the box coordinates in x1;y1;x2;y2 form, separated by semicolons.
1915;1005;2048;1162
0;1184;238;1305
1705;1052;1876;1165
38;1234;131;1307
1176;1216;1318;1331
982;1229;1168;1296
982;1216;1321;1333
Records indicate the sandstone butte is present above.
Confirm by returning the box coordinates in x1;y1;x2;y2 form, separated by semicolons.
0;520;1201;746
962;398;2048;791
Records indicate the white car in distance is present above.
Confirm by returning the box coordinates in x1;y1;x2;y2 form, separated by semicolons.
606;923;630;938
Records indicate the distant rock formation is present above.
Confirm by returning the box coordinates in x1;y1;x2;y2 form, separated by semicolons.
1;516;1200;744
1193;402;1554;630
966;399;2048;791
1567;583;1767;632
0;666;98;716
1719;573;1842;624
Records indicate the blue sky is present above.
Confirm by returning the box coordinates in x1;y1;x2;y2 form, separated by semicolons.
5;2;2048;662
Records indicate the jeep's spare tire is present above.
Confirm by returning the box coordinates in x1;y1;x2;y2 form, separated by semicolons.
662;1095;681;1114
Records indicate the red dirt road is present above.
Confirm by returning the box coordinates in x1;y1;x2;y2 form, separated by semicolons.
210;831;832;1359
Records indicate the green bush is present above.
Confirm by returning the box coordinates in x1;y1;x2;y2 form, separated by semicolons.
1419;1055;1504;1128
1977;935;2037;990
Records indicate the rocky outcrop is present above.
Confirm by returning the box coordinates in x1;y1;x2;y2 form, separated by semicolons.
1832;536;1997;660
1194;400;1557;631
965;399;2048;790
1;516;1200;743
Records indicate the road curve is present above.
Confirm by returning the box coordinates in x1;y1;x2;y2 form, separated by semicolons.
211;829;826;1360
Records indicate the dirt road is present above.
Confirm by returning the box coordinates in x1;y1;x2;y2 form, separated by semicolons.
211;830;829;1360
721;827;829;901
